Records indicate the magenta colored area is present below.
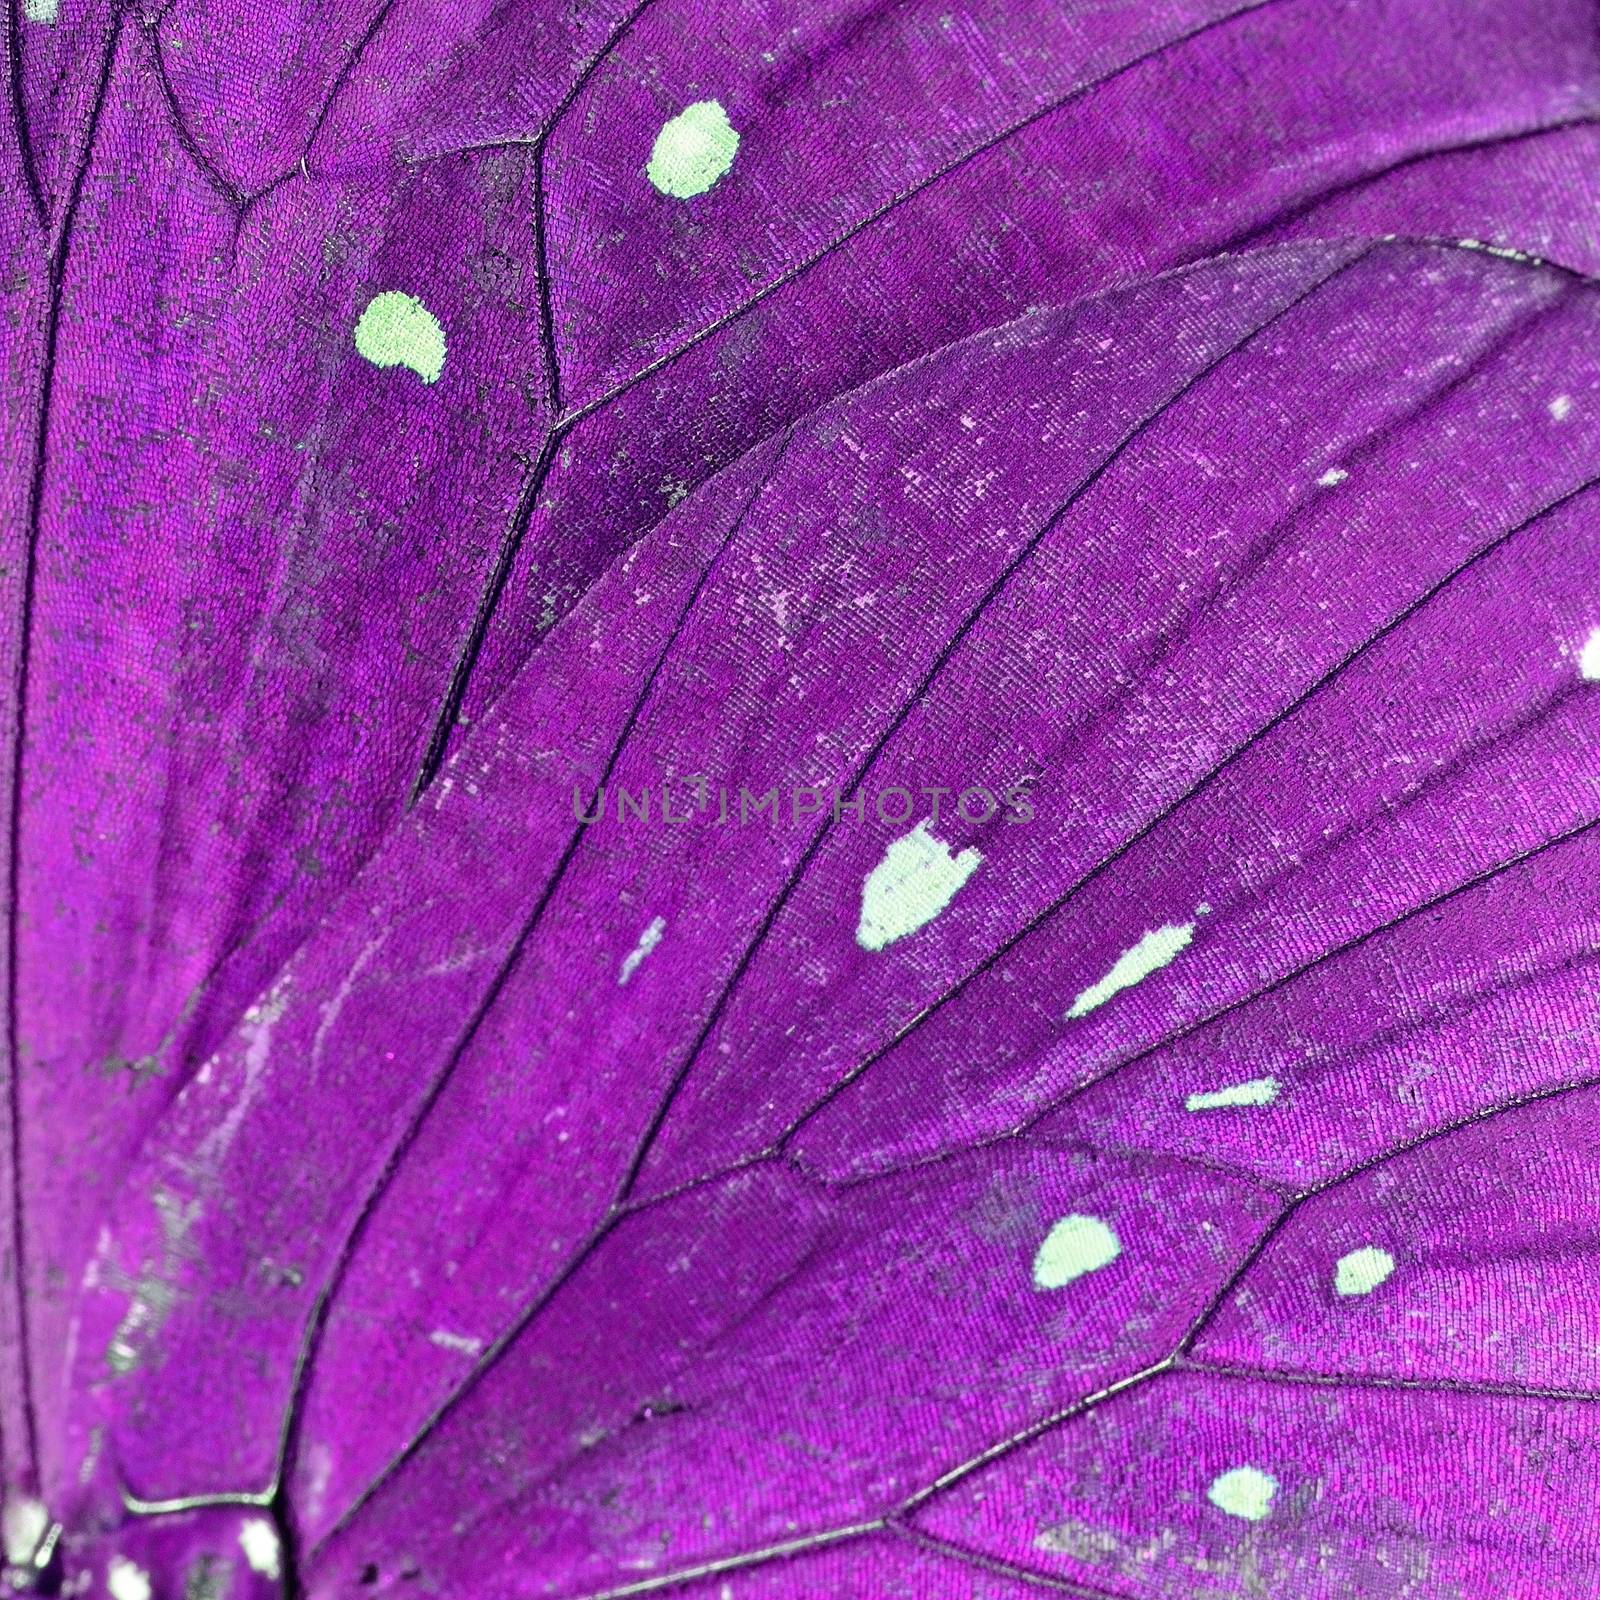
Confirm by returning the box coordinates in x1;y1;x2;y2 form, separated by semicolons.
3;1;1600;1595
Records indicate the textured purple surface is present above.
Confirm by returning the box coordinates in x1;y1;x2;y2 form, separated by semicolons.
4;1;1600;1596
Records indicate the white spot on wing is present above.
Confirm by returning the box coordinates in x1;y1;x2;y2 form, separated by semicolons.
107;1558;152;1600
856;820;982;951
1316;466;1347;487
2;1498;47;1566
1578;626;1600;681
354;291;446;383
1335;1245;1396;1298
1208;1465;1277;1521
1185;1076;1279;1112
1066;916;1201;1019
619;915;667;985
647;100;740;198
21;0;56;21
238;1518;281;1581
1031;1214;1121;1289
1550;394;1574;422
429;1328;484;1356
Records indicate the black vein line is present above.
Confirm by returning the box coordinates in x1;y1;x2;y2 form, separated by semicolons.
290;0;400;182
409;430;560;799
1;7;120;1495
899;1359;1175;1517
554;1420;1140;1600
1177;1359;1600;1404
890;1523;1130;1599
770;296;1589;1157
424;1229;840;1562
294;429;796;1561
573;1521;881;1600
4;0;44;224
422;0;661;168
1221;107;1600;257
142;0;401;238
1293;1067;1600;1214
0;0;38;1497
407;0;666;796
529;0;662;417
604;245;1375;1209
141;15;246;210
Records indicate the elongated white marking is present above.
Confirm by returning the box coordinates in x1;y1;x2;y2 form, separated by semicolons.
238;1519;282;1581
429;1327;484;1356
856;820;981;951
354;291;446;383
1550;394;1574;422
1031;1214;1121;1289
1208;1465;1277;1521
619;915;667;984
2;1498;47;1566
1185;1076;1279;1112
1579;627;1600;681
1335;1245;1395;1297
647;100;740;198
1066;917;1199;1019
1316;466;1348;486
107;1559;152;1600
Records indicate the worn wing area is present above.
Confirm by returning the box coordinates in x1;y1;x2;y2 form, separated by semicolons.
9;0;1600;1514
49;240;1600;1597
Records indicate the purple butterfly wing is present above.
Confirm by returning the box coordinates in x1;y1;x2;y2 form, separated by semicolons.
40;236;1600;1596
4;0;1600;1594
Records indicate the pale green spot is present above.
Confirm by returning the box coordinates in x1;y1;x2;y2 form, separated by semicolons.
1031;1213;1120;1290
856;820;981;952
647;100;740;198
1185;1076;1279;1112
1334;1245;1395;1298
21;0;56;22
1208;1465;1277;1522
354;291;446;384
1066;915;1201;1019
